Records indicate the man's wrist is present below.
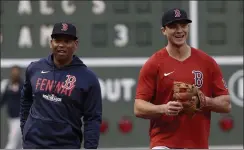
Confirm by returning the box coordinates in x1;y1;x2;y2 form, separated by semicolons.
157;104;167;115
204;96;213;110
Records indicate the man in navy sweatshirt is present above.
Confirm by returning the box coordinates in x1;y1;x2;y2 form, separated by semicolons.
20;22;102;149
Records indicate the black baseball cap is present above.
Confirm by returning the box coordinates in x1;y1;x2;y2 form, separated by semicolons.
161;8;192;27
51;22;78;40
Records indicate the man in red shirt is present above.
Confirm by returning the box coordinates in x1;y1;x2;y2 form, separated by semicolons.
134;8;231;149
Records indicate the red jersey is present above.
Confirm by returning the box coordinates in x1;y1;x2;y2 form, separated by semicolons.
135;47;229;149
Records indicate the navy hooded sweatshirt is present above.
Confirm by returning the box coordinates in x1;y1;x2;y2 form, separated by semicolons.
20;54;102;149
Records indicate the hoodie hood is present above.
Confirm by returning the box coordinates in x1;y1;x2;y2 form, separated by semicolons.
45;54;87;69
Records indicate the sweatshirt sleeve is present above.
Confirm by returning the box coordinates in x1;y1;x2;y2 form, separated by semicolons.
0;79;9;108
20;63;34;134
83;74;102;149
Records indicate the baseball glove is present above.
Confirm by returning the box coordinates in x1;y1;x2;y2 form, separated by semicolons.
173;81;207;117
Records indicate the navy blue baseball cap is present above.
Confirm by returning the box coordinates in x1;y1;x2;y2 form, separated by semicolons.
51;22;78;40
161;8;192;27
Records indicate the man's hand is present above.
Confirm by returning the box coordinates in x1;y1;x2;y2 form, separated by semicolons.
134;99;183;119
160;101;183;116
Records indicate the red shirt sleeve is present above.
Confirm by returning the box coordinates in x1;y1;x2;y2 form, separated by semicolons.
135;56;158;101
211;58;229;97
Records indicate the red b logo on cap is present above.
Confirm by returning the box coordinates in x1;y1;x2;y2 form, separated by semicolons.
61;23;68;31
174;9;181;18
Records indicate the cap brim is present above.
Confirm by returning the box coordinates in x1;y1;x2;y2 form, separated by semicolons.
51;33;78;40
164;18;192;27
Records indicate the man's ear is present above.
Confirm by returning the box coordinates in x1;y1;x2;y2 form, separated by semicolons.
49;39;53;49
161;27;167;35
74;40;78;50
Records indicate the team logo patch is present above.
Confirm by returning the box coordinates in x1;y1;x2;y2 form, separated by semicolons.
174;9;181;18
222;78;228;89
61;23;68;31
192;70;203;88
62;75;76;90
